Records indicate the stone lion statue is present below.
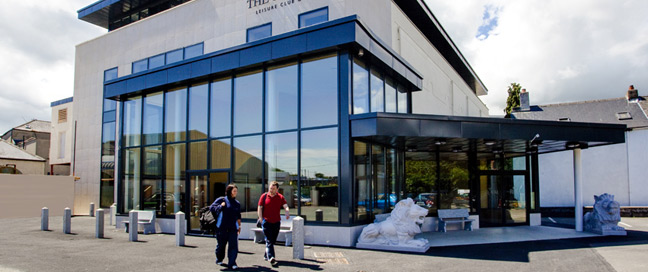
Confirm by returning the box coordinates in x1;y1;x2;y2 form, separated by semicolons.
584;193;626;235
357;198;429;247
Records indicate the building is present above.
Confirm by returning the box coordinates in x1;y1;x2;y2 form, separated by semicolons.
74;0;626;246
1;120;51;175
0;139;46;175
49;97;74;176
512;87;648;209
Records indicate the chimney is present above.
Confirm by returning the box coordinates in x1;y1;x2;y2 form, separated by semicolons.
627;85;639;101
519;88;530;111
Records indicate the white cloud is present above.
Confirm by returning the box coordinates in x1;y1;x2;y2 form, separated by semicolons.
425;0;648;116
0;0;104;133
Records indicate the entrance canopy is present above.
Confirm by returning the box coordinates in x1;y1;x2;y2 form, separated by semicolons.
351;113;626;154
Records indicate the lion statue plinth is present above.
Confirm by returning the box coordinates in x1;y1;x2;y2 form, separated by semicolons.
356;198;429;252
584;193;626;236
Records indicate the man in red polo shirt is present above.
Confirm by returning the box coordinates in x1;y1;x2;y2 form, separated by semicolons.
257;181;289;266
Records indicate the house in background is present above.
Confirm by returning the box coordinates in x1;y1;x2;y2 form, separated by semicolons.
0;139;46;175
1;120;51;174
50;97;74;176
512;86;648;209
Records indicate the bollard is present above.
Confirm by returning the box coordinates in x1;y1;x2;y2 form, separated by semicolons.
129;211;138;242
175;212;185;246
292;216;304;260
110;203;116;226
63;207;72;234
315;209;323;221
89;203;95;217
96;209;105;238
41;207;49;231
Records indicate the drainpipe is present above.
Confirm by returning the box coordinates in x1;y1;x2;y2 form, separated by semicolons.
573;148;583;231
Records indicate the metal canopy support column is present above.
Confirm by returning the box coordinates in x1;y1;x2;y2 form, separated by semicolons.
573;148;583;231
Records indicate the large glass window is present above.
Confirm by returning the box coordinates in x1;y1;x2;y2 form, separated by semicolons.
301;128;338;222
104;67;118;82
189;83;209;140
144;145;163;176
211;139;231;169
124;148;141;212
301;54;338;128
370;68;384;112
165;87;187;142
166;49;183;64
143;92;163;145
102;122;116;157
165;143;186;215
247;23;272;42
149;54;165;69
234;135;263;219
190;141;208;170
405;152;437;216
266;63;298;132
354;141;370;222
266;132;298;209
385;77;397;113
353;59;369;114
234;71;263;135
210;78;232;138
123;97;142;147
299;7;328;28
397;85;408;113
439;153;469;209
372;146;385;215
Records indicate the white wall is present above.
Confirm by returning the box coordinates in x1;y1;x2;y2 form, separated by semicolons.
627;128;648;206
539;140;636;207
50;102;73;166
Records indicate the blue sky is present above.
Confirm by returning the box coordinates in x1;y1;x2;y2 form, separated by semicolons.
0;0;647;134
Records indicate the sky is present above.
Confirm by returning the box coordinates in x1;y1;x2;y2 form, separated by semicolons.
0;1;647;133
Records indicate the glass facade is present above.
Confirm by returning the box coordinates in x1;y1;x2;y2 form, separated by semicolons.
353;58;410;115
116;53;341;223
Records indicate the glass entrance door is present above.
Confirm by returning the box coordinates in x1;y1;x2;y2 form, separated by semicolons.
187;172;229;233
479;175;527;227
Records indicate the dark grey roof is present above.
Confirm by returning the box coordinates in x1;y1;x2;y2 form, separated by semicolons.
511;97;648;130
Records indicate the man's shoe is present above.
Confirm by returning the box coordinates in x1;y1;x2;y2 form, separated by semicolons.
270;257;277;265
229;265;238;270
216;260;225;266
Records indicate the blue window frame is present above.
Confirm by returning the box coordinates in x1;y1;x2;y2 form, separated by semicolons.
132;59;148;74
247;23;272;43
299;7;328;28
184;43;204;59
104;67;118;82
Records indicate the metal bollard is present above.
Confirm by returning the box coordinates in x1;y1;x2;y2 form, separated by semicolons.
292;216;304;260
41;207;49;231
96;209;105;238
315;209;323;221
129;211;138;242
89;203;95;217
110;203;116;226
63;207;72;234
175;212;185;246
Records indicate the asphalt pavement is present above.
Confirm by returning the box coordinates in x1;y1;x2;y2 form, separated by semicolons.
0;216;647;272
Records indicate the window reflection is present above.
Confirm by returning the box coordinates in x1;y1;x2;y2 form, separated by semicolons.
234;71;263;135
143;92;163;145
353;59;369;114
190;141;208;170
123;148;141;212
123;97;142;147
370;68;384;112
234;135;263;219
404;152;437;216
301;54;338;128
266;132;298;209
301;128;338;222
397;85;408;113
189;83;208;140
210;78;231;138
266;63;298;132
354;141;369;222
385;78;397;113
211;139;231;169
165;143;186;215
165;87;187;142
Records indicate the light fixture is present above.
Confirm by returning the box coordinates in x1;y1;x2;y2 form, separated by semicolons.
492;147;503;154
529;139;543;148
406;145;417;152
452;146;462;153
484;139;496;146
358;48;364;57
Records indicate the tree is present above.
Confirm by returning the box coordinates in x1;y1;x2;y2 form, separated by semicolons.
504;83;522;118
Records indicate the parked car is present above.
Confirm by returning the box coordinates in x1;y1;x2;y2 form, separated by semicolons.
415;193;436;208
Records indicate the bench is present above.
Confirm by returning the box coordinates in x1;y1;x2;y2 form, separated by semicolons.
122;210;156;234
437;209;474;232
251;216;295;246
